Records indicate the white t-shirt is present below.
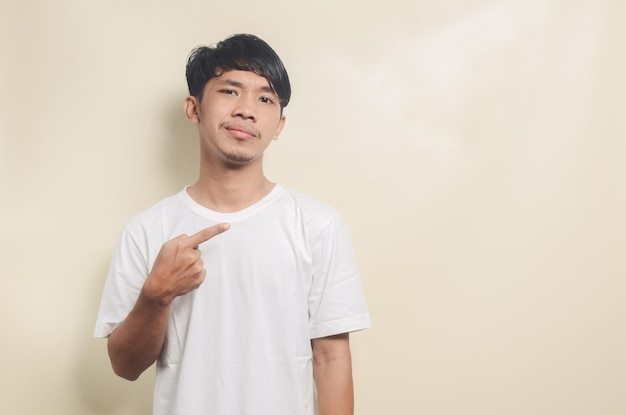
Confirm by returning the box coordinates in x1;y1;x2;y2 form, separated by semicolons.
94;185;371;415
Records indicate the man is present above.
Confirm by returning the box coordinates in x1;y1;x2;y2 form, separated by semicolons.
94;33;371;415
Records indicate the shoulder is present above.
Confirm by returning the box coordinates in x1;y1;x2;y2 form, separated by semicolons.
280;187;336;215
277;186;349;243
122;190;186;237
279;187;339;222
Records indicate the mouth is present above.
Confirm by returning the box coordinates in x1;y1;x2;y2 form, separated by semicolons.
224;124;258;140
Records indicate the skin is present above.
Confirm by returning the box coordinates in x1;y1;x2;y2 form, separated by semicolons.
184;69;286;211
313;333;354;415
108;70;354;414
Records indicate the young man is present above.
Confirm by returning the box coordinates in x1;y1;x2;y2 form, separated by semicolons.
94;34;371;415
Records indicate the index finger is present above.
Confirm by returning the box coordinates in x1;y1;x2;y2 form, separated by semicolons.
188;223;230;247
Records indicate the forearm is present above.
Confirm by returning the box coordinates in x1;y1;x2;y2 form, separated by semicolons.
105;223;228;381
313;334;354;415
107;287;171;381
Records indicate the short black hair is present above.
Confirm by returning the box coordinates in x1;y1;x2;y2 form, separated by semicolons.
186;34;291;109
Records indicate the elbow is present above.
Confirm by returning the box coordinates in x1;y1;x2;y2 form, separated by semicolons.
111;362;142;381
107;336;147;381
108;349;152;381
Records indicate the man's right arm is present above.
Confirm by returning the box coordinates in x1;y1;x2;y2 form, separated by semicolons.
107;223;230;381
107;285;172;380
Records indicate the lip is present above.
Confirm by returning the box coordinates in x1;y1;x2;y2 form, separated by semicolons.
224;124;257;140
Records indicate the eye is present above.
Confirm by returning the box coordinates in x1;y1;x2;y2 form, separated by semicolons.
220;89;237;95
260;96;274;104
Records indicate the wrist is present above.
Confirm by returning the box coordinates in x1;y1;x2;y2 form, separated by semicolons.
141;277;174;307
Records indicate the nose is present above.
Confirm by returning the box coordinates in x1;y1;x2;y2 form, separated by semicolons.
232;95;256;121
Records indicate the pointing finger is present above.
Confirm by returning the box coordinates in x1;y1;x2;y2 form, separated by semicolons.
188;223;230;247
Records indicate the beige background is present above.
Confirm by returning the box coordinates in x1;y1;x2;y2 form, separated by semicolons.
1;0;625;414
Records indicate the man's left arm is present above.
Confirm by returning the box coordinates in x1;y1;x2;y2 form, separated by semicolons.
312;333;354;415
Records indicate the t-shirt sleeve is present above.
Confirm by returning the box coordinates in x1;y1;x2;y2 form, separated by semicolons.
308;214;372;339
93;225;149;338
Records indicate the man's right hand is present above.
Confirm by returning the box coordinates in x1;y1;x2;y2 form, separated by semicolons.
142;223;230;306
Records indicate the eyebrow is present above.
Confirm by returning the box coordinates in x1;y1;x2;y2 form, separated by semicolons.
217;79;275;94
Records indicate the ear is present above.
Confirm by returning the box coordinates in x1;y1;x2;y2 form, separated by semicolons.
184;96;200;123
273;114;286;141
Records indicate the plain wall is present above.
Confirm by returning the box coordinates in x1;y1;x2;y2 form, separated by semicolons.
1;0;625;414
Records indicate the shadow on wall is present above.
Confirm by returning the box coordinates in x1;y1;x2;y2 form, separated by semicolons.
73;98;199;414
73;258;155;415
162;96;200;191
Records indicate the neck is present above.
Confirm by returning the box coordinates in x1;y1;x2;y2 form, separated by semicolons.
187;158;275;213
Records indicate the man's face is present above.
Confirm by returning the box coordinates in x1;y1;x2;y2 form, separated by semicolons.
185;69;286;166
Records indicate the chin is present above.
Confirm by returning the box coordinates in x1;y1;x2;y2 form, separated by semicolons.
223;152;256;164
